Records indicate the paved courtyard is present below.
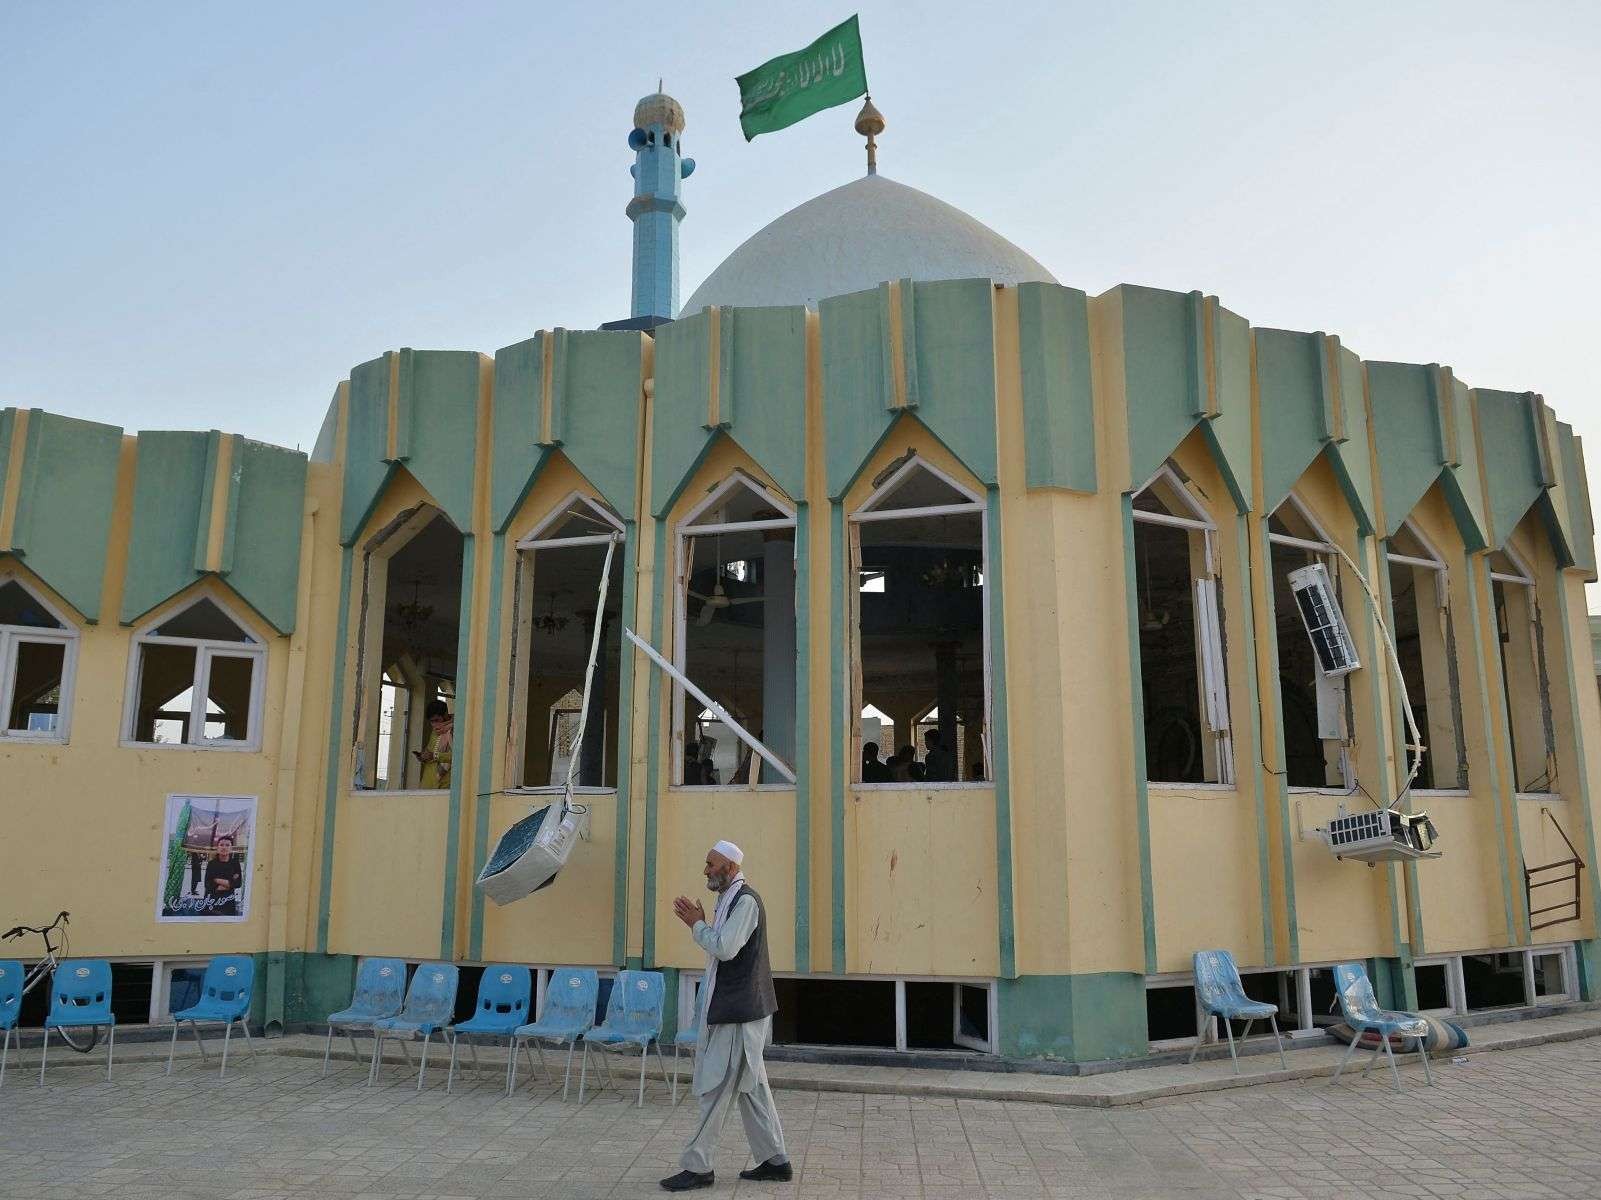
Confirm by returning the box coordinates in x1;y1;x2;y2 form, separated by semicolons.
4;1033;1601;1200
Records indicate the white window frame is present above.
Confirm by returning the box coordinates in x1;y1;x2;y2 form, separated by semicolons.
124;593;267;752
849;455;991;789
672;471;797;789
1526;943;1577;1006
1268;493;1352;791
1385;519;1466;794
1132;465;1233;786
1411;956;1466;1015
508;491;627;792
0;568;79;744
1490;542;1556;794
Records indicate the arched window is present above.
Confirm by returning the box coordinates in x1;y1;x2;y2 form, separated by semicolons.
1132;465;1231;785
127;595;266;749
675;472;796;787
509;493;626;790
1268;494;1349;789
0;570;78;742
353;504;465;790
850;455;986;786
1384;521;1467;790
1490;543;1555;793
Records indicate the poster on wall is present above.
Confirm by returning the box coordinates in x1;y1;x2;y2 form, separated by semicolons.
156;794;257;922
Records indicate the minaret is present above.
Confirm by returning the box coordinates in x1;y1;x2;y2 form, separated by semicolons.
626;86;695;323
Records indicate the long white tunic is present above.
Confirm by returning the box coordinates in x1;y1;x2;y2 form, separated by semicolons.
690;883;771;1096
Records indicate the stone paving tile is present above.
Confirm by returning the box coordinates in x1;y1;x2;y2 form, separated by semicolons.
6;1037;1601;1197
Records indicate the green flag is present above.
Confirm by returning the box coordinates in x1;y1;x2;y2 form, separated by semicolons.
736;15;868;141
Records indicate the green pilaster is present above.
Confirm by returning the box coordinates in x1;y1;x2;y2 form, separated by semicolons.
468;533;508;962
1371;532;1425;955
440;535;477;960
642;520;668;966
1254;517;1301;963
1465;556;1524;942
791;504;812;973
611;527;641;966
1552;578;1601;931
1120;495;1158;974
316;549;356;954
1359;534;1411;964
1236;515;1277;964
986;489;1017;978
1016;282;1096;493
829;502;848;972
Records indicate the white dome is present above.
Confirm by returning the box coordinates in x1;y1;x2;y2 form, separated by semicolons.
682;174;1057;313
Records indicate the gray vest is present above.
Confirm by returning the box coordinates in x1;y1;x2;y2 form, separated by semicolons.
706;884;777;1025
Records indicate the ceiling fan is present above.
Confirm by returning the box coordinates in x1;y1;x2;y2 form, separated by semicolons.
688;534;767;626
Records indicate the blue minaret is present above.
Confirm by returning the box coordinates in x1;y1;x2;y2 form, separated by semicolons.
627;87;694;322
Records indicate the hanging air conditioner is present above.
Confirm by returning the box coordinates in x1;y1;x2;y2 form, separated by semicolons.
1287;562;1360;676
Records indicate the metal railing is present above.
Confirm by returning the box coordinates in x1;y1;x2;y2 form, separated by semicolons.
1525;808;1585;932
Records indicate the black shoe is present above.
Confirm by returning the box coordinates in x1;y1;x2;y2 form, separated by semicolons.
739;1158;794;1182
660;1170;715;1191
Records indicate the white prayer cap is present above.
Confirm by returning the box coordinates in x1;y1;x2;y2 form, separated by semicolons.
711;839;744;865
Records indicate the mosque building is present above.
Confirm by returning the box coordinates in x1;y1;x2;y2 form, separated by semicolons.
2;87;1598;1060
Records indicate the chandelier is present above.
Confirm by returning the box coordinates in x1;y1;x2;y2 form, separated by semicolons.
391;579;434;652
920;559;975;591
534;591;569;636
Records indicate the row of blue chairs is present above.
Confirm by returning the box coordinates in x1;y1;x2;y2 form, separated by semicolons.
324;959;702;1105
1189;950;1435;1092
0;955;255;1088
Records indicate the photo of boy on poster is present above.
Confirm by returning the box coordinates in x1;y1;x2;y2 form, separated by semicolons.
157;794;256;922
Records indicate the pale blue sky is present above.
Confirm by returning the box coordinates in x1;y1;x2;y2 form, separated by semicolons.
4;3;1598;483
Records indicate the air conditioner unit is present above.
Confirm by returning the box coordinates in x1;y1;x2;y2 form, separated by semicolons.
1288;562;1360;676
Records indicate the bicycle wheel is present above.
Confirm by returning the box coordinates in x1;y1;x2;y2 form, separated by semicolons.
55;1024;102;1053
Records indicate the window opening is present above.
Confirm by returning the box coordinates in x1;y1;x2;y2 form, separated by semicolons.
1462;951;1528;1010
851;457;987;785
1414;962;1451;1011
1269;499;1348;788
675;474;796;786
1383;523;1467;790
1531;948;1571;1001
1132;466;1231;784
510;495;625;789
1490;546;1556;793
771;978;896;1046
1145;982;1199;1043
129;596;264;748
0;572;78;741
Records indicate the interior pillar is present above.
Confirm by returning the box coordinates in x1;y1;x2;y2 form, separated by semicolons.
762;531;797;768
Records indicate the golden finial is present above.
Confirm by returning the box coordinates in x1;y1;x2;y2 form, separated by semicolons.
854;94;884;176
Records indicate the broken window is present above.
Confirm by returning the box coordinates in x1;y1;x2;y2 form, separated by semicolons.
354;506;464;789
1490;546;1556;793
509;494;625;789
0;573;78;741
675;473;796;786
129;596;264;748
851;456;987;785
1269;497;1348;788
1383;522;1467;790
1132;466;1232;784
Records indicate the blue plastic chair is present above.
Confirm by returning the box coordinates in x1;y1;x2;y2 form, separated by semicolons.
580;969;668;1106
670;983;704;1104
39;959;115;1084
369;962;459;1090
1186;950;1287;1073
510;968;597;1099
445;965;531;1093
165;955;255;1078
0;959;21;1090
322;957;405;1076
1330;962;1434;1092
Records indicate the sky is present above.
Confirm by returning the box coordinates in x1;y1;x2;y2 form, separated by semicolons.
3;1;1599;590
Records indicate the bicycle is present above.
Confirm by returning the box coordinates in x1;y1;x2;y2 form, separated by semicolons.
2;911;100;1052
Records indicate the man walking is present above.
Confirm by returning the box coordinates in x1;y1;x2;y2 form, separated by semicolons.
660;840;791;1192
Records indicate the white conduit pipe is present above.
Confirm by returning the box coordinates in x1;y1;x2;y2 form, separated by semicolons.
622;626;798;785
558;535;618;818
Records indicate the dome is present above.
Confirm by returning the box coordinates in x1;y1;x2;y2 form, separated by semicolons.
682;174;1056;313
633;92;685;134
